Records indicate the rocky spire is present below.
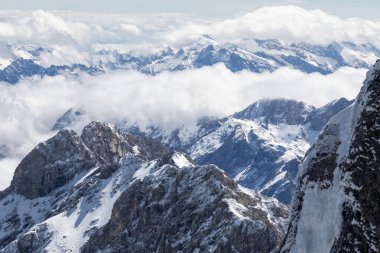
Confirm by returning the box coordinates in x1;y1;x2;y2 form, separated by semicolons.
8;122;168;199
10;129;95;199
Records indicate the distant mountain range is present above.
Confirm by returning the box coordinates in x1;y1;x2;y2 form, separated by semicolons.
0;37;379;84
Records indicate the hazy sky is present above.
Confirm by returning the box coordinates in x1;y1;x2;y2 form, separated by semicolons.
0;0;379;19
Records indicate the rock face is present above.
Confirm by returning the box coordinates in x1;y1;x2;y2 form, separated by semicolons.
281;61;380;252
82;165;287;253
9;122;168;200
0;122;287;253
10;129;95;199
118;98;352;204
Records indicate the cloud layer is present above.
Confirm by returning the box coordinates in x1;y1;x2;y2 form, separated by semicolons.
0;6;376;189
1;6;380;62
1;6;380;47
0;65;367;189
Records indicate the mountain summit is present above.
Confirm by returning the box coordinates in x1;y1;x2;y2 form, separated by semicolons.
0;122;287;253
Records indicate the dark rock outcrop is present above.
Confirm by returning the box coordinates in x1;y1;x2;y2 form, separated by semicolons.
307;97;353;131
281;61;380;252
118;98;352;205
0;121;287;253
82;165;287;253
8;121;168;200
10;129;95;199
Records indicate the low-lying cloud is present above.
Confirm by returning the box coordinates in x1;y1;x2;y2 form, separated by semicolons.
0;65;367;190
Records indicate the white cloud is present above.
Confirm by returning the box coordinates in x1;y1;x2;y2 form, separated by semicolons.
0;65;367;189
161;6;380;47
0;6;380;52
0;6;375;190
0;158;19;191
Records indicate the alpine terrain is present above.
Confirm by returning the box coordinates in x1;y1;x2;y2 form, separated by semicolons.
281;60;380;252
0;38;378;84
0;122;287;253
118;97;352;204
51;98;352;205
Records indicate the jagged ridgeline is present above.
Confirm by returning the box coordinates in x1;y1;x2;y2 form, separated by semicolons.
54;98;352;205
0;122;287;253
1;63;379;252
1;39;378;84
281;60;380;252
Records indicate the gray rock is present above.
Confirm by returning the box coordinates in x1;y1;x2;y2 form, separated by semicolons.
306;97;353;131
281;60;380;252
0;122;287;253
10;129;95;199
119;98;352;205
81;165;287;253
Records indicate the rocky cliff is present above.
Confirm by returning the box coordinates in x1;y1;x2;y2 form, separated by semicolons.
0;122;287;253
281;61;380;252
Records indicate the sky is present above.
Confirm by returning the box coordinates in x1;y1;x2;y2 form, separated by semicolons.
0;0;380;19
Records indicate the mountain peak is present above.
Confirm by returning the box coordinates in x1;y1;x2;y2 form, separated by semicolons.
234;98;314;125
10;128;95;199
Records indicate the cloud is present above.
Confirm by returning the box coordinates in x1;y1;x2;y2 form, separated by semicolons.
0;158;19;191
0;65;367;189
0;5;375;190
0;6;380;68
162;6;380;47
0;6;380;52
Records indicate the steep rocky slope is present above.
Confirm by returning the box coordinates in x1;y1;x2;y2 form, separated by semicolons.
0;122;287;253
117;98;352;204
52;98;352;205
281;61;380;252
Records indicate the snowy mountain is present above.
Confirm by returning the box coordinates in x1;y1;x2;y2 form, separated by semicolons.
281;60;380;252
116;98;352;204
0;121;287;253
52;98;352;205
0;38;379;84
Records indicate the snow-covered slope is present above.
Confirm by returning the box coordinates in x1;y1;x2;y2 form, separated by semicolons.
0;122;287;253
115;98;352;204
0;38;378;84
281;60;380;252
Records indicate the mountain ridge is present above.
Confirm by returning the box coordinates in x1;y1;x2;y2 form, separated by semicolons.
0;121;287;253
51;97;353;204
280;60;380;253
0;38;377;84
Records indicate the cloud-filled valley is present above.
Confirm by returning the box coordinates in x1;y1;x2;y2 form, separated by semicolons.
0;65;366;189
0;5;377;189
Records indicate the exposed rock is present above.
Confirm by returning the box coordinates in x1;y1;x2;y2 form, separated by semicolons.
82;165;287;253
281;60;380;252
81;122;133;164
307;97;353;131
10;129;95;199
0;122;287;253
9;121;168;200
118;98;352;204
